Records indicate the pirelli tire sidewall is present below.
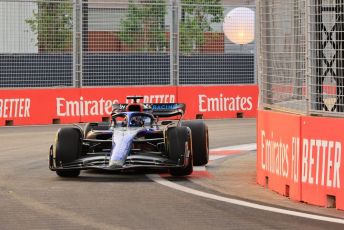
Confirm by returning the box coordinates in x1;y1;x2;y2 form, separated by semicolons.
182;120;209;166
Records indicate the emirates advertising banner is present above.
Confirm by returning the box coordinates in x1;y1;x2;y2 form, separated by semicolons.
0;85;258;126
301;116;344;209
258;110;344;210
257;110;302;200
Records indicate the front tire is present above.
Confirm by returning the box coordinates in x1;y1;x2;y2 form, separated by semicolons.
167;127;193;176
54;127;82;177
170;155;193;177
182;121;209;166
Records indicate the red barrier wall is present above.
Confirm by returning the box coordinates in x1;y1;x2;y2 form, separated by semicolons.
301;116;344;210
179;85;257;119
257;109;344;210
257;110;302;200
0;85;258;126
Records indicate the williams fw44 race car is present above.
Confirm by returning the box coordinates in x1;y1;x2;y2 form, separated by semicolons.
49;96;209;177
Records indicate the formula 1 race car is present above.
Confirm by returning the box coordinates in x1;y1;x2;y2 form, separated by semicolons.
49;96;209;177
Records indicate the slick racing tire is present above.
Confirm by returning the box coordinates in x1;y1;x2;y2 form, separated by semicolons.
167;127;193;177
182;120;209;166
55;127;82;177
84;122;110;138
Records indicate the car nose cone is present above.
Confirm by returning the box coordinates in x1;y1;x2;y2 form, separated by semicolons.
109;160;124;169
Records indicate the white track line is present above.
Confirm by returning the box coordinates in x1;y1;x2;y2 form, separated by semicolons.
148;174;344;224
148;143;344;224
212;143;257;151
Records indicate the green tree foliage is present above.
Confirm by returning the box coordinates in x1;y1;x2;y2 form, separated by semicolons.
119;0;167;52
180;0;223;54
26;0;72;52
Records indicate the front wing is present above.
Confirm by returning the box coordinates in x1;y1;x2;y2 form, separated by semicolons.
49;146;187;171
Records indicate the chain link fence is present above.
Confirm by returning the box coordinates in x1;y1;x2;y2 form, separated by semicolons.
0;0;255;88
258;0;306;113
258;0;344;116
81;1;172;86
179;3;255;85
308;0;344;115
0;0;74;87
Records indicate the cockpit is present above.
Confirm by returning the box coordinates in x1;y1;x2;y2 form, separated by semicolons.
112;113;154;128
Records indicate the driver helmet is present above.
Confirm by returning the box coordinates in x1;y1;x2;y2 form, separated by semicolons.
130;116;144;127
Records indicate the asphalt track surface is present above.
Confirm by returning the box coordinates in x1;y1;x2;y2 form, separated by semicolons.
0;119;343;230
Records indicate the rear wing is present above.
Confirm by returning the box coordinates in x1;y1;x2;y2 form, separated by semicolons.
112;103;186;117
150;103;186;117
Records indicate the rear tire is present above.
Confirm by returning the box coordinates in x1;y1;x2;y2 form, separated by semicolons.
54;127;82;177
167;127;193;176
182;121;209;166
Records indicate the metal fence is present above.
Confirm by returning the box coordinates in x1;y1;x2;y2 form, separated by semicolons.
0;0;255;88
0;0;74;87
258;0;344;116
258;0;306;113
